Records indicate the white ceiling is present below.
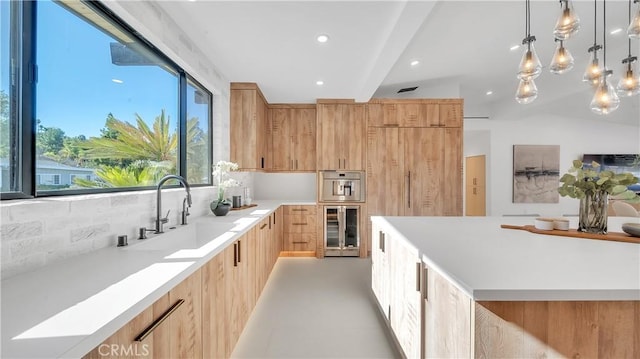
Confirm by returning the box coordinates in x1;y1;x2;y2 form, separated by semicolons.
158;0;639;124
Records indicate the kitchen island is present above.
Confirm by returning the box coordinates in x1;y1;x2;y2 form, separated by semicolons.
371;216;640;358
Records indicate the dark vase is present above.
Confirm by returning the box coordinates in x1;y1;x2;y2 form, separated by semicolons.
578;190;608;234
211;201;231;216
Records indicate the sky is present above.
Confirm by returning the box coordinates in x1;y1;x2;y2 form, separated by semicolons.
35;0;208;138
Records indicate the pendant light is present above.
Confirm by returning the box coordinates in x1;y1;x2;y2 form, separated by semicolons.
515;78;539;104
628;0;640;38
591;0;620;114
618;0;640;96
517;0;541;80
583;0;603;85
516;0;540;104
549;39;575;74
554;0;581;40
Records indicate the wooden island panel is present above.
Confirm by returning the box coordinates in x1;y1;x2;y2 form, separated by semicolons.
475;301;640;358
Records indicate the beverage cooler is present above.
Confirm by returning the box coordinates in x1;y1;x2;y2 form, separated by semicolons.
324;206;360;257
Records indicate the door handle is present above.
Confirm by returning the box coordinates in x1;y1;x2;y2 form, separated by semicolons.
295;159;298;169
473;188;477;195
237;240;241;263
415;262;421;292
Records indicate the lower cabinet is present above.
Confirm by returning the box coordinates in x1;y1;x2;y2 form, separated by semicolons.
86;210;283;359
282;205;317;255
83;269;202;359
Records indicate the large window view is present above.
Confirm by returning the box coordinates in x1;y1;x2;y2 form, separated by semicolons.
8;0;212;196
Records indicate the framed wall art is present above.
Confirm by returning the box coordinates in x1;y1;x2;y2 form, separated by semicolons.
513;145;560;203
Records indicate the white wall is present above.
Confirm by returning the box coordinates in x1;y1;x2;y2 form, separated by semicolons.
0;2;231;279
465;114;640;217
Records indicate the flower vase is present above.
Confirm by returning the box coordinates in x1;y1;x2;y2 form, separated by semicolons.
210;201;231;216
578;190;608;234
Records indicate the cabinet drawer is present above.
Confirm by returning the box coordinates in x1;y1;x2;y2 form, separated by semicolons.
284;205;317;216
284;232;316;251
284;215;316;233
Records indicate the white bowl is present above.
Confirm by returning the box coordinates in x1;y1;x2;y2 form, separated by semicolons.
553;219;570;231
534;218;555;230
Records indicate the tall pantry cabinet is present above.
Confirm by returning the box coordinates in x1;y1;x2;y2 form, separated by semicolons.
366;99;463;233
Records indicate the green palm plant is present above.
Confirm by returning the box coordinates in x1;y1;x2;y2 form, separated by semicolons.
73;162;171;188
82;110;177;162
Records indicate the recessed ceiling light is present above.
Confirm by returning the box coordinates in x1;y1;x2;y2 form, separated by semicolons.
486;90;493;95
316;34;329;43
410;60;420;67
510;45;520;51
112;79;123;84
316;80;324;86
610;28;623;35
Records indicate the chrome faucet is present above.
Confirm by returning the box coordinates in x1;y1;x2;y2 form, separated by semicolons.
155;175;192;234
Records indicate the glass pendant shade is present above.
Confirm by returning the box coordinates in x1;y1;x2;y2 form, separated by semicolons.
515;78;538;104
583;50;602;85
554;1;581;40
616;63;640;96
628;6;640;38
549;41;575;74
517;43;542;80
591;72;621;114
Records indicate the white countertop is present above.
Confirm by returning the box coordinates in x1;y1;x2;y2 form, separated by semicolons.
372;216;640;301
1;200;314;359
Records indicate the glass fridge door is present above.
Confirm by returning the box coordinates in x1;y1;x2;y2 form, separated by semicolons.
324;207;341;256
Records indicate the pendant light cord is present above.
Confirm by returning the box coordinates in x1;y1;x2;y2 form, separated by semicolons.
593;0;598;48
603;0;607;68
628;0;632;58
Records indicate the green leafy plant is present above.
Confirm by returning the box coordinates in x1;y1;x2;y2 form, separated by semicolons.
558;160;640;203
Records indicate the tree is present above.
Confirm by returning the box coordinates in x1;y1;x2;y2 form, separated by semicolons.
82;110;177;163
72;162;171;188
36;123;66;156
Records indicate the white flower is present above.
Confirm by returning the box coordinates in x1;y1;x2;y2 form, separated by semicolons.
213;160;239;202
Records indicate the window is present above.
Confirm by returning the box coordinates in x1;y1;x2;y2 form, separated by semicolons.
1;0;212;199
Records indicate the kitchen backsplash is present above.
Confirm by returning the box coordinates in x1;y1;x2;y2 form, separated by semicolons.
0;187;217;279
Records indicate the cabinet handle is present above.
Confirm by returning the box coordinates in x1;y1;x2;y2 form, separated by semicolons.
269;215;272;229
473;178;477;186
383;124;399;127
423;267;429;301
292;241;308;244
233;242;238;267
261;157;265;169
295;159;298;169
135;299;185;342
260;223;268;230
407;171;411;209
473;188;477;195
379;231;385;253
415;262;421;292
292;223;308;226
291;159;293;170
291;208;308;212
237;240;241;263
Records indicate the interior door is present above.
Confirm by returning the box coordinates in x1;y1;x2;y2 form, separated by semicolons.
465;155;486;216
402;128;444;216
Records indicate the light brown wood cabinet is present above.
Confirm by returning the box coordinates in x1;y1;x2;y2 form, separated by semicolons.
368;100;462;128
282;205;317;254
84;270;202;359
269;105;316;172
316;101;366;171
367;127;462;218
230;83;269;171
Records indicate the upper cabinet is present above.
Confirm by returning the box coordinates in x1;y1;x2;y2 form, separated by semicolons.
269;105;316;172
317;101;366;171
368;99;462;128
230;83;269;171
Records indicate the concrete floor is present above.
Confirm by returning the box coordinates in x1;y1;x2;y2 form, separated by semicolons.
231;257;400;359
